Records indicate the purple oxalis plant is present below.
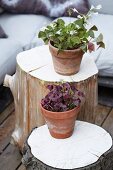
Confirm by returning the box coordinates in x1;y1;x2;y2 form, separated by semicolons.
41;82;85;112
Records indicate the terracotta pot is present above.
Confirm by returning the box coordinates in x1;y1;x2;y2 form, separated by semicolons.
49;41;84;75
40;104;80;139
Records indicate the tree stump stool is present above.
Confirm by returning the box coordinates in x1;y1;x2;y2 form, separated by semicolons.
4;45;98;149
22;121;113;170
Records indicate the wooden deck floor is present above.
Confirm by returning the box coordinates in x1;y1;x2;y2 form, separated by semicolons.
0;102;113;170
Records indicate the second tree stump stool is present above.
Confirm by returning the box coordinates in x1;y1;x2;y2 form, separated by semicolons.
4;45;98;149
22;121;113;170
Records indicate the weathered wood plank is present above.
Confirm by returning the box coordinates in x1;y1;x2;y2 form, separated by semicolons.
0;102;14;125
0;85;13;113
0;144;22;170
17;164;26;170
95;104;111;126
98;86;113;107
98;76;113;88
0;112;15;154
102;108;113;138
0;135;11;155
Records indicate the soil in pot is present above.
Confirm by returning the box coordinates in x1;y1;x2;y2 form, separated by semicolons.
40;104;80;139
49;42;84;76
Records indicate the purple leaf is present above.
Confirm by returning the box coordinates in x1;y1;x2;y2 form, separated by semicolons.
41;82;85;112
47;84;53;91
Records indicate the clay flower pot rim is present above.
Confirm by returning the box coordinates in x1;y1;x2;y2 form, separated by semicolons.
49;41;84;53
40;103;80;115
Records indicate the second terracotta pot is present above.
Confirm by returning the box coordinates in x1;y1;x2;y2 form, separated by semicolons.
40;104;80;139
49;42;84;76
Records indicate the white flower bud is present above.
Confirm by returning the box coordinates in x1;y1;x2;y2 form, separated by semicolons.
40;26;46;31
90;5;95;10
77;15;82;19
72;8;79;13
93;12;99;15
96;4;102;9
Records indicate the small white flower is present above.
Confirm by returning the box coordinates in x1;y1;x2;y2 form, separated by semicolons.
49;23;54;27
76;25;80;29
93;12;99;15
77;15;83;19
72;8;79;13
70;31;74;35
96;4;102;9
56;30;61;34
90;5;95;10
87;13;92;17
40;26;46;31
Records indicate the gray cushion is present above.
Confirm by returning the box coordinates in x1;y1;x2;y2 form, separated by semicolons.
0;0;51;16
50;0;89;17
89;14;113;77
30;35;44;49
1;0;89;18
0;38;23;85
0;14;52;50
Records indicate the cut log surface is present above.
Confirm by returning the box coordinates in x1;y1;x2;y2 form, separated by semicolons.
22;121;113;170
4;45;98;149
17;45;98;82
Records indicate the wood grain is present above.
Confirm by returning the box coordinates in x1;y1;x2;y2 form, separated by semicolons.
0;144;22;170
102;108;113;138
95;104;111;126
98;76;113;88
98;86;113;107
0;112;15;154
0;85;13;113
17;164;26;170
0;102;14;125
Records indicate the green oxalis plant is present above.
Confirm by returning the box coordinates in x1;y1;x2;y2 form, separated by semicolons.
38;5;105;53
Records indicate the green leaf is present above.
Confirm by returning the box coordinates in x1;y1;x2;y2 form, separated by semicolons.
75;19;84;27
78;29;87;38
46;25;53;30
57;19;65;27
88;30;95;38
38;7;105;51
90;25;98;31
58;36;64;42
38;31;46;38
97;41;105;49
43;38;49;44
70;23;75;30
71;36;81;44
96;33;103;42
80;44;87;52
